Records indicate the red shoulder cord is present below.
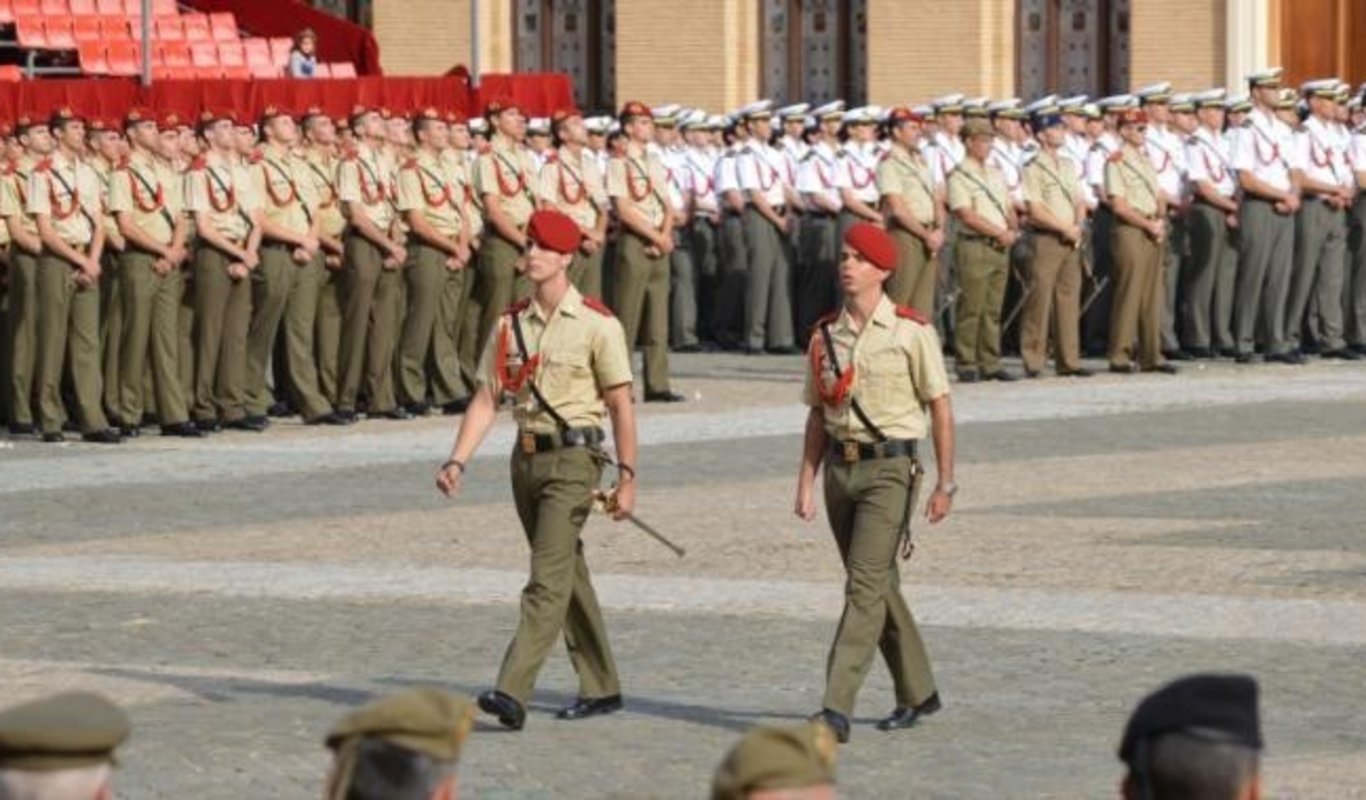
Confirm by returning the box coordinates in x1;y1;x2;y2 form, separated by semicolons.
417;168;453;208
128;168;164;212
356;157;387;204
262;162;298;207
849;151;875;189
754;152;777;191
206;166;235;212
558;160;586;205
493;155;527;198
809;333;855;407
494;320;541;393
48;173;79;221
626;157;653;202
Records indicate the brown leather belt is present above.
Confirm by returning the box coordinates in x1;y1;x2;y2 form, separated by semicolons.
517;426;606;455
828;438;918;464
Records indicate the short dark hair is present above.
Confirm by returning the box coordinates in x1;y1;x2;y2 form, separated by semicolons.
344;738;456;800
1125;732;1259;800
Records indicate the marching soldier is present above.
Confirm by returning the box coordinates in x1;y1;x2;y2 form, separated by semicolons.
300;108;348;408
795;222;955;743
248;106;344;426
336;106;408;420
29;108;120;443
1105;108;1176;375
877;106;945;318
796;101;847;338
1183;89;1241;359
471;99;539;360
608;100;686;401
2;115;49;436
88;118;129;427
540;108;609;299
947;117;1020;382
435;209;639;731
187;109;264;431
1020;108;1091;377
736;101;797;354
395;107;474;415
1288;79;1359;360
110;108;200;438
1230;68;1301;364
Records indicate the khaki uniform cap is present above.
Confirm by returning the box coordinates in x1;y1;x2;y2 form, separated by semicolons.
711;723;837;800
0;691;130;770
325;688;475;762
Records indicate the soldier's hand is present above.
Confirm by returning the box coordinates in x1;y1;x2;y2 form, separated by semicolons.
1225;213;1239;229
227;262;249;280
608;482;635;521
656;236;675;256
926;487;953;524
435;462;464;497
324;254;343;270
794;483;818;522
292;247;311;264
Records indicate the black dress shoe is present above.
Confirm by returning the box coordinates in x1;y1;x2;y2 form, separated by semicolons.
119;425;142;438
811;709;850;744
1023;368;1041;379
1352;344;1366;356
1217;347;1238;359
442;398;470;415
1267;351;1306;365
162;422;206;438
477;690;526;731
1186;347;1214;359
1142;363;1179;375
956;369;980;383
876;692;943;732
304;412;349;426
1234;352;1257;364
987;369;1019;382
402;402;431;417
644;391;686;403
266;401;295;418
765;345;801;355
1109;363;1135;374
1321;347;1363;361
7;422;36;436
556;694;623;721
194;418;223;433
41;431;65;443
371;407;412;420
141;412;160;428
335;409;359;424
1164;349;1194;361
226;416;269;432
82;428;124;444
1058;367;1094;377
62;419;79;433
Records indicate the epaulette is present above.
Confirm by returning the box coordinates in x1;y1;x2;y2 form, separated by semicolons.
1;160;13;177
400;157;418;170
895;305;930;325
188;155;207;171
33;157;52;173
800;150;817;162
248;150;264;165
504;298;532;316
812;311;839;332
720;151;736;159
117;154;130;170
582;295;614;317
835;149;848;159
1089;142;1106;152
1107;151;1124;164
543;150;559;163
340;148;359;162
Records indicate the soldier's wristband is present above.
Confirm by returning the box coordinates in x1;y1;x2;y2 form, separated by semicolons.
441;459;466;474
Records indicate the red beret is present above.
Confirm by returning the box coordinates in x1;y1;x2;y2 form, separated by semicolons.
619;100;651;120
124;107;157;130
199;108;237;131
1117;108;1148;127
551;107;582;124
161;112;188;131
445;110;467;126
527;209;582;255
0;121;12;138
844;222;897;271
887;106;925;125
483;97;518;119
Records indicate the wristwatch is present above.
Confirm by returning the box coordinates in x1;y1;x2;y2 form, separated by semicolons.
937;481;958;498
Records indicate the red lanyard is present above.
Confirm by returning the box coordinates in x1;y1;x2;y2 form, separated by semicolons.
809;333;855;407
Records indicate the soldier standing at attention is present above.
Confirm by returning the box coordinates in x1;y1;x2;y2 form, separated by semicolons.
737;101;797;354
87;118;128;428
300;108;349;410
436;209;638;731
796;101;848;339
1183;89;1241;359
336;106;408;420
608;101;685;402
29;108;120;443
1106;108;1177;375
947;118;1020;382
796;222;955;744
2;115;51;436
540;108;609;299
1020;107;1092;378
877;106;944;318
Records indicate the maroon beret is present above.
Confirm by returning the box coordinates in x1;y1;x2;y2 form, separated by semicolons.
845;222;897;271
527;209;582;255
1116;108;1148;127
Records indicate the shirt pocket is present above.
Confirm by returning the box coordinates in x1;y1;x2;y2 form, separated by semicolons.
857;343;911;407
538;349;593;405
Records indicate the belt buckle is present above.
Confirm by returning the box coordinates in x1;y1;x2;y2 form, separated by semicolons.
842;440;860;463
520;432;537;454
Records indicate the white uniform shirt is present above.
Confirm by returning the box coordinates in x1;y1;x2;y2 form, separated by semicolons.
1352;128;1366;183
714;143;746;208
798;140;846;211
1295;115;1354;190
1185;125;1238;199
779;135;808;187
685;146;719;215
1086;132;1121;198
1144;124;1189;204
987;138;1026;204
736;142;789;206
659;145;691;213
840;141;881;204
1230;108;1296;193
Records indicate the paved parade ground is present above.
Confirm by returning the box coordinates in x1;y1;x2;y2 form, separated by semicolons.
3;354;1366;798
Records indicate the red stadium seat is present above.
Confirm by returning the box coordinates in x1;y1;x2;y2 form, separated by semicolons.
99;15;132;42
0;2;14;26
188;40;217;67
217;41;244;68
181;11;210;41
249;62;279;79
154;15;182;41
15;16;48;49
69;0;94;12
39;0;68;14
78;41;109;74
11;0;38;13
221;64;249;80
71;15;101;42
158;41;190;68
194;65;219;80
329;62;356;78
94;0;119;13
312;63;330;78
243;37;270;65
106;40;139;75
269;37;291;68
0;65;24;81
209;11;237;41
46;18;77;49
150;0;175;16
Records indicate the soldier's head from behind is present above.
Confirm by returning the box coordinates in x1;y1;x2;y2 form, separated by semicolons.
412;108;450;152
521;209;581;285
712;723;838;800
1119;673;1262;800
48;108;85;156
838;221;896;299
0;691;130;800
885;107;925;150
484;98;526;143
324;689;474;800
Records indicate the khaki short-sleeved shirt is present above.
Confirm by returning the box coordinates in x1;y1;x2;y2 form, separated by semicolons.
474;136;537;228
90;156;121;242
538;146;606;232
607;143;669;228
254;149;316;236
108;150;182;245
27;151;102;246
946;157;1011;228
184;152;258;242
301;148;346;238
1105;144;1162;217
802;296;950;442
876;146;937;225
337;142;396;231
397;149;464;238
0;157;38;242
1022;150;1082;227
477;286;633;434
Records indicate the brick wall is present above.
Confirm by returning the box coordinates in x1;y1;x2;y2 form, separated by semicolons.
373;0;512;77
867;0;1015;105
616;0;758;111
1130;0;1227;90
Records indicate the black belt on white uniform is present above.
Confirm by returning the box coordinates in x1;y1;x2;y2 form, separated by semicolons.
828;438;918;464
517;426;606;453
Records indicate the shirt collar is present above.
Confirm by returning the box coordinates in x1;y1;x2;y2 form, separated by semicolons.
530;285;583;323
836;294;896;333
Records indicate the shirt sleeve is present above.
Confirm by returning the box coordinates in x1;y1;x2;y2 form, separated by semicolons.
1021;163;1044;207
1184;141;1211;183
235;165;262;212
183;169;208;213
876;158;902;198
591;317;634;389
801;340;820;407
26;171;50;216
107;169;133;214
735;150;759;191
336;159;362;204
906;325;951;403
945;172;970;212
1228;127;1256;172
1104;160;1124;200
605;158;627;199
395;165;422;213
475;316;504;389
0;177;16;217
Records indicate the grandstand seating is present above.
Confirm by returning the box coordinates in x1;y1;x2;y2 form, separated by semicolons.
1;0;358;79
